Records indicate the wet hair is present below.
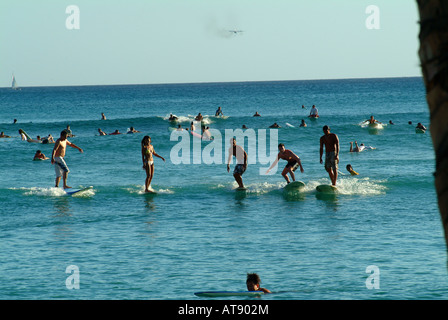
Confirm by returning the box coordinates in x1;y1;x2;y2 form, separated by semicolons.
246;273;261;285
141;135;151;147
323;125;329;131
278;143;285;148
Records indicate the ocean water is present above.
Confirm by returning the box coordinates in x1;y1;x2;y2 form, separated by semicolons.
0;77;447;300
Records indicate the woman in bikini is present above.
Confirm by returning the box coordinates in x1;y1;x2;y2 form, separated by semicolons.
141;135;165;193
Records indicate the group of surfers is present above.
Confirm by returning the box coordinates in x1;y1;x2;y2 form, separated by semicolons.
5;107;427;192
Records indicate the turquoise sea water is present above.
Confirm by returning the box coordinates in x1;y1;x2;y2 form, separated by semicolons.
0;77;447;300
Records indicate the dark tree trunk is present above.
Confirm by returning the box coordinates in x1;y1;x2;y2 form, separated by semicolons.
417;0;448;247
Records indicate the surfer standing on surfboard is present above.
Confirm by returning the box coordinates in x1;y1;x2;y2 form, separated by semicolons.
51;130;83;189
141;135;165;193
320;125;339;186
265;143;304;184
226;138;247;189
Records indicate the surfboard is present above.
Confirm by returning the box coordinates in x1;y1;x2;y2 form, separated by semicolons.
65;186;93;195
191;131;202;139
367;122;383;129
284;181;305;191
285;123;295;128
316;185;337;193
19;129;32;141
194;291;265;297
415;128;426;133
235;187;247;191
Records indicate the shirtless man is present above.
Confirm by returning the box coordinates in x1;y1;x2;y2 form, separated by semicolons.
226;138;247;189
366;115;382;125
266;143;304;184
51;131;83;189
320;125;339;186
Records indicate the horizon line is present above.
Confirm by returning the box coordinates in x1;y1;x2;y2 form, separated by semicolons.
0;75;423;89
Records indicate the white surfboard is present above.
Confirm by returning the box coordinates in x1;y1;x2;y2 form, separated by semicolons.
65;186;93;195
283;181;305;191
285;122;295;128
194;291;265;297
316;184;337;193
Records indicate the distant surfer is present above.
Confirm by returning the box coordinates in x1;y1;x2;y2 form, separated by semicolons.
349;141;375;152
51;130;83;189
141;135;165;193
202;126;213;140
215;107;223;116
33;150;49;161
195;113;203;121
416;122;427;131
265;143;304;184
309;105;319;118
320;125;339;186
346;164;359;176
226;138;248;189
253;111;261;117
41;134;55;144
299;119;307;127
246;273;271;294
269;122;281;128
109;129;122;135
101;113;107;120
98;128;107;136
0;132;11;138
127;126;141;134
18;129;40;143
365;115;382;125
168;113;178;121
63;125;75;137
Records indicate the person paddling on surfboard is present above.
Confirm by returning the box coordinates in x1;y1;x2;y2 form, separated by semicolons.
51;130;83;189
265;143;304;184
227;138;247;189
320;125;339;186
141;135;165;193
309;105;319;118
246;273;271;294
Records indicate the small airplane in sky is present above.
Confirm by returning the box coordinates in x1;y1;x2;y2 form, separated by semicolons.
228;29;243;35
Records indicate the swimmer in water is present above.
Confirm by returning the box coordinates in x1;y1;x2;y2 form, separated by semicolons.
246;273;271;293
346;164;359;176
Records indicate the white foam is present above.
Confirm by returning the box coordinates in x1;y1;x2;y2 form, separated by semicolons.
308;177;387;196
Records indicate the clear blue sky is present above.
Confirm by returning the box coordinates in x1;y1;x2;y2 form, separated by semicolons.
0;0;421;87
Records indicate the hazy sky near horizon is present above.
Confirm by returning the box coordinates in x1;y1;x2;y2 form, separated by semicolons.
1;0;421;87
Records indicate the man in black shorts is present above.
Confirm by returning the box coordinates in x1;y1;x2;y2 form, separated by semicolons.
226;138;248;188
266;143;304;184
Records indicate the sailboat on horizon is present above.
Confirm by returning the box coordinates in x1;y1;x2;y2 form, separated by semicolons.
11;74;20;90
